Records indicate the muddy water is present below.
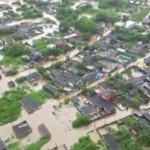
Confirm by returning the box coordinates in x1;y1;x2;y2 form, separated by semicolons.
0;98;136;150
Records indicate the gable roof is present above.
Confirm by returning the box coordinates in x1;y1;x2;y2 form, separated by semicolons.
12;121;32;138
21;98;41;114
43;84;58;95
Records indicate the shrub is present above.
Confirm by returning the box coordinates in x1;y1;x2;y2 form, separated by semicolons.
43;72;50;80
72;115;90;128
15;76;26;83
63;97;70;104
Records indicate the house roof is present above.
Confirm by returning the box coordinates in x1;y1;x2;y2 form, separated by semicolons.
50;69;61;78
0;139;8;150
38;124;50;138
128;44;147;56
82;72;96;82
52;77;66;88
143;113;150;122
12;121;32;138
26;72;41;84
102;133;120;150
43;84;58;95
143;82;150;90
21;98;41;114
71;96;80;104
69;74;81;85
123;95;133;103
80;105;94;116
87;95;115;112
82;55;93;61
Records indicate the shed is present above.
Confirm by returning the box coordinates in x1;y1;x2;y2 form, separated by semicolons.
38;124;51;138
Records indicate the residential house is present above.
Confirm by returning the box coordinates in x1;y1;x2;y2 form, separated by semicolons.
128;43;147;56
87;95;116;114
99;90;119;101
102;133;120;150
26;72;41;86
80;105;95;117
20;98;42;114
43;84;58;95
12;121;32;138
0;138;8;150
1;66;12;76
82;72;96;84
52;77;67;88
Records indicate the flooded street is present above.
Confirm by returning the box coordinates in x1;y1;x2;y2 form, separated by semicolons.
0;99;135;149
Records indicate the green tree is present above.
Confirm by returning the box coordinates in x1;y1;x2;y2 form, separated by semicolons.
63;97;70;104
124;117;137;126
59;20;70;32
72;116;90;128
75;17;97;34
5;42;30;57
36;66;46;74
71;136;99;150
133;94;141;108
15;76;26;83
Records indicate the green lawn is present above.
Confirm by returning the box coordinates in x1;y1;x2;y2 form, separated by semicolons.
0;56;25;69
0;88;26;125
0;89;49;125
8;142;20;150
24;139;50;150
34;39;53;51
131;8;149;22
26;91;47;104
8;139;50;150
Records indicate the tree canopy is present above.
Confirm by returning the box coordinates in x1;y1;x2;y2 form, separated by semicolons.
75;17;97;34
72;115;90;128
5;42;30;57
71;136;99;150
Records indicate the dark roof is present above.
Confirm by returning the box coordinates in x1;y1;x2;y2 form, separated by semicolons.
82;55;93;61
21;98;41;114
136;84;148;95
123;95;133;103
43;84;58;95
143;113;150;122
128;44;147;56
99;81;114;90
87;95;115;112
103;133;120;150
82;72;96;82
50;70;61;78
69;75;81;85
143;82;150;90
71;96;80;104
52;77;66;88
12;121;32;138
80;105;94;116
26;72;41;84
7;81;15;87
0;139;8;150
116;78;126;85
38;124;51;138
129;75;147;84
